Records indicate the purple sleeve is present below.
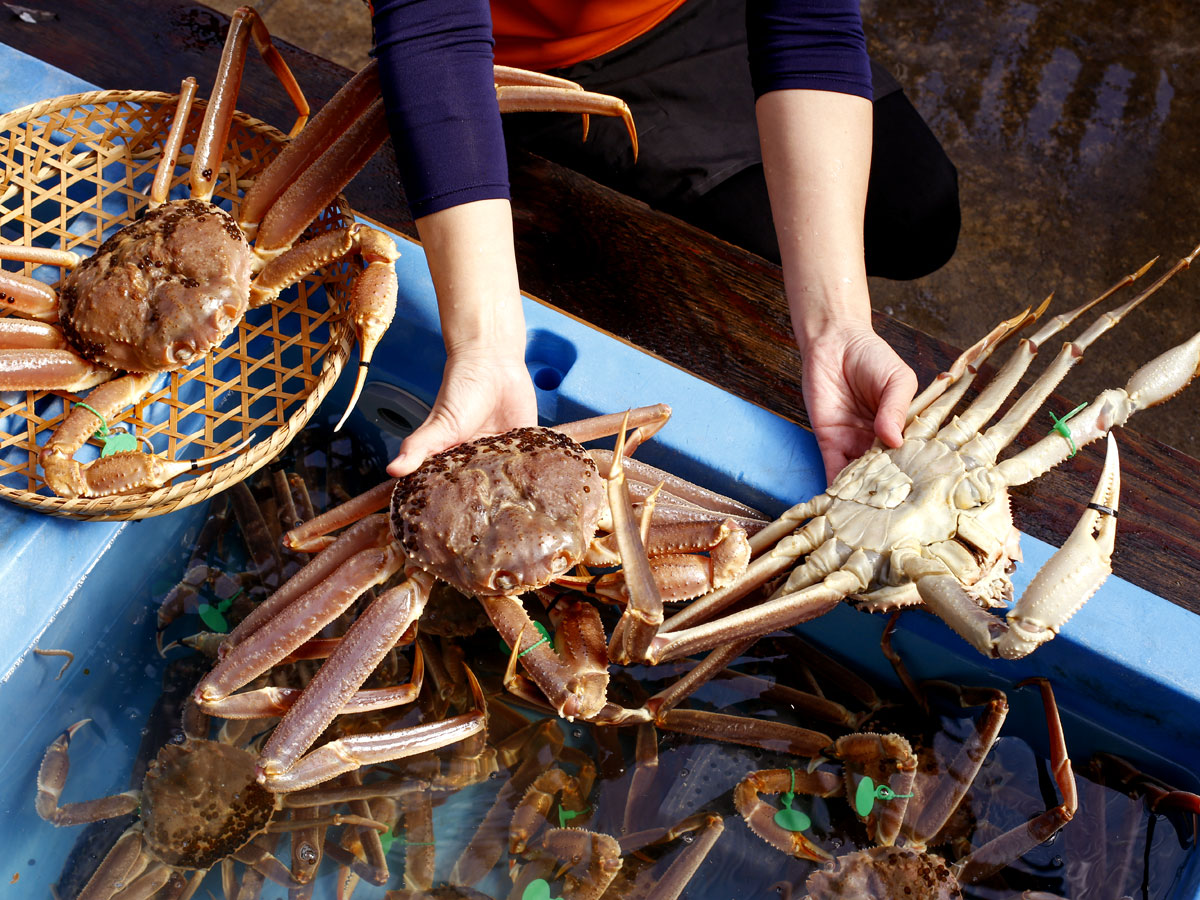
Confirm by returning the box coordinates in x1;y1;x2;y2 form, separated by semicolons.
746;1;873;101
371;0;509;219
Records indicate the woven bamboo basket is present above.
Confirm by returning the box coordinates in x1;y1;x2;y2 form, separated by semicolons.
0;90;359;521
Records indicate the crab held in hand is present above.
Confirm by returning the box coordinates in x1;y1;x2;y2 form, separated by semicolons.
648;246;1200;661
192;405;852;792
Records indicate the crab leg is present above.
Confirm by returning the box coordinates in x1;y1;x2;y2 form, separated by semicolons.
897;434;1120;659
36;720;141;826
264;665;487;792
734;767;842;861
239;60;383;238
617;813;724;900
906;302;1043;426
954;679;1077;884
36;373;252;497
588;449;766;523
148;77;198;207
0;266;64;321
250;222;400;430
283;478;396;553
74;831;150;900
552;403;672;453
191;5;309;202
0;347;110;391
944;261;1154;448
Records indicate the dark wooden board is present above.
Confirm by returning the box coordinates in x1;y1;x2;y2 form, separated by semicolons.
4;1;1198;614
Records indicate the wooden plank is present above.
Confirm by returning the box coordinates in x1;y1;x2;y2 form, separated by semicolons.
4;0;1198;614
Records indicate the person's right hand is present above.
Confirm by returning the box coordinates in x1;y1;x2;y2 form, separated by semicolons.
386;346;537;477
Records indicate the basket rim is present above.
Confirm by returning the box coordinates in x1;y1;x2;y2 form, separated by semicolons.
0;88;358;521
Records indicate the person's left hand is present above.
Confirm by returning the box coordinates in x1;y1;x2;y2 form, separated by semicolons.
800;322;917;483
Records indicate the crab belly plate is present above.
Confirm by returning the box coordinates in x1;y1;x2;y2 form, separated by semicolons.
390;427;606;596
59;198;252;373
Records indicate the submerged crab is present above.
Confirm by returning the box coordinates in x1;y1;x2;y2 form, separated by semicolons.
735;679;1077;899
642;246;1200;662
0;8;637;500
193;405;842;792
34;716;399;899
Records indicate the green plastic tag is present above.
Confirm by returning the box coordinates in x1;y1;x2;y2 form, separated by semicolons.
523;880;562;900
99;431;138;457
854;776;913;817
773;790;812;833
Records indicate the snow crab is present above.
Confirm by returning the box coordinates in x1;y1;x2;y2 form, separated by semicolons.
735;678;1077;899
34;715;402;899
194;405;845;792
0;8;638;502
647;245;1200;661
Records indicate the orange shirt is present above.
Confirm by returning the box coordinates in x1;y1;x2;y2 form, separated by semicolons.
491;0;689;71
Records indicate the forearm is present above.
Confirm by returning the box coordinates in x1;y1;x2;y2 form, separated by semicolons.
414;198;526;360
755;88;873;352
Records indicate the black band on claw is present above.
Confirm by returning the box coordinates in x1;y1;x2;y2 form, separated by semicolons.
1088;502;1118;517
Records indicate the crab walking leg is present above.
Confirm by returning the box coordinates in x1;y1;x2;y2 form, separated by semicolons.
906;302;1042;426
996;325;1200;487
240;60;382;238
206;631;423;719
496;84;638;159
902;365;981;443
897;435;1120;660
588;449;766;523
553;403;673;453
617;813;724;900
284;479;396;553
907;689;1010;844
945;261;1156;448
0;347;110;391
255;577;430;775
663;516;833;634
74;831;149;900
39;373;246;498
197;533;404;707
955;679;1077;884
36;721;141;826
225;514;392;649
264;667;487;793
649;566;859;663
191;5;309;202
747;493;833;555
148;77;198;207
0;245;78;321
735;768;841;861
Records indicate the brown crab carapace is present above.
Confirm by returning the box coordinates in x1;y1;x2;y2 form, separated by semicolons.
33;716;399;899
0;8;639;500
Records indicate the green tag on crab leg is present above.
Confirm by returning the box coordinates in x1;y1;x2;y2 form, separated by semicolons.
772;767;812;832
99;430;138;457
523;879;563;900
854;776;914;817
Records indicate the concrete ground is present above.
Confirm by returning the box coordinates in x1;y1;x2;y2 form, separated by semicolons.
210;0;1200;457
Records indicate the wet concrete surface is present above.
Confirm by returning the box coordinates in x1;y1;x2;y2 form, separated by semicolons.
210;0;1199;456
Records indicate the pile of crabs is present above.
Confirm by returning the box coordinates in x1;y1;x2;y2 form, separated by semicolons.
11;8;1200;900
36;418;1200;900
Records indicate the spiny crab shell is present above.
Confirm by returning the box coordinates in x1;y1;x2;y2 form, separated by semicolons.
140;738;274;869
59;198;252;373
806;844;963;900
390;427;606;596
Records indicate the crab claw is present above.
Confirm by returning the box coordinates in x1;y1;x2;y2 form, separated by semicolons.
997;432;1121;660
334;226;399;432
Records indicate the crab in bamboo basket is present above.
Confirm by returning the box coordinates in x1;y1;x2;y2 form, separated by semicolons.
195;405;855;792
0;7;638;519
734;678;1077;899
636;246;1200;662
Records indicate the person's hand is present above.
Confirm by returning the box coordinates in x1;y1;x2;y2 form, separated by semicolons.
799;322;917;483
386;347;537;477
